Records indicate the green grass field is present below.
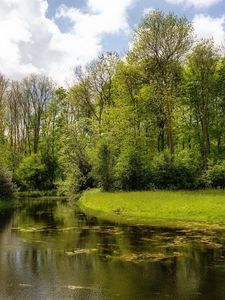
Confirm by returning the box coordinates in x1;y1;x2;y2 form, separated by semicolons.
79;189;225;228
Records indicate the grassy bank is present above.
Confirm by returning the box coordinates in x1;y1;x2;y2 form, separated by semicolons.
79;189;225;228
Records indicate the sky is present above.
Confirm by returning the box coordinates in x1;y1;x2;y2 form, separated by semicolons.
0;0;225;85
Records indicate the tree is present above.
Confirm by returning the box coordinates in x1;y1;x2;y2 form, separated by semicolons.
129;10;193;156
73;53;119;133
0;74;8;144
186;40;218;168
94;142;114;191
0;167;15;199
59;122;94;195
212;57;225;156
23;74;54;153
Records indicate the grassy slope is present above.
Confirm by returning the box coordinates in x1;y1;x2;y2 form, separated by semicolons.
79;189;225;228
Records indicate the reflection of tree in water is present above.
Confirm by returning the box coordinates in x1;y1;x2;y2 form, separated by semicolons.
89;224;225;299
96;231;120;259
1;201;225;299
0;210;14;232
18;199;60;228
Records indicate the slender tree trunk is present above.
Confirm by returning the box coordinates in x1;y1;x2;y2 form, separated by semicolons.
166;97;174;157
158;122;165;152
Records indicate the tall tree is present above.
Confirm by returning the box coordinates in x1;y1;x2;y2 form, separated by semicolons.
23;75;54;153
129;10;193;155
0;74;8;144
186;40;218;167
72;52;119;133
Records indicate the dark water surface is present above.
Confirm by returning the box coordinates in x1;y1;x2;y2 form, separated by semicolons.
1;199;225;299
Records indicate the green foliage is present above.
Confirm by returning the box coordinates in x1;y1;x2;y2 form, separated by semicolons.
0;167;16;199
2;11;225;194
57;160;93;197
205;161;225;188
115;145;151;191
186;40;218;167
41;153;58;189
58;123;94;196
151;151;198;189
14;154;52;191
94;142;114;191
17;190;57;198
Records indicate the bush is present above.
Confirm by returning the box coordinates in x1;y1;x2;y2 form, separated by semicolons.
58;147;94;197
14;154;47;191
151;151;198;190
0;168;16;198
115;146;151;191
205;161;225;188
57;163;94;197
14;154;61;191
41;153;58;190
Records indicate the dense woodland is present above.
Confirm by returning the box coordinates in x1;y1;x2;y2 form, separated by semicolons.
1;10;225;198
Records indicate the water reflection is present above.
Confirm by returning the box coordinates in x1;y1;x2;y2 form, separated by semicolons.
0;199;224;299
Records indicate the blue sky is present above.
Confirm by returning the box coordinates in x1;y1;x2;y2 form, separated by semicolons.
46;0;225;55
0;0;224;84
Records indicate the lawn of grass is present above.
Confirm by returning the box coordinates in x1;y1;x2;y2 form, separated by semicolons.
79;189;225;228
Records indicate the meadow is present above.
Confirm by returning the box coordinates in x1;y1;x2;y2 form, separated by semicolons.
80;189;225;228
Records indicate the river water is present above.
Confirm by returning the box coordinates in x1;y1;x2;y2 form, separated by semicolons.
0;199;225;299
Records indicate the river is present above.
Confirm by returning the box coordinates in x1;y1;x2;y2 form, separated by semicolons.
0;198;225;299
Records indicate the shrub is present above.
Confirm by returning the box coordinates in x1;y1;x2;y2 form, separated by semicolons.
151;151;198;189
205;161;225;188
58;146;94;197
0;167;16;198
57;162;94;197
14;153;61;191
115;146;151;191
14;154;47;191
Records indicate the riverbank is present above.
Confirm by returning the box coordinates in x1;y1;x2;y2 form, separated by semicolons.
79;189;225;228
17;190;58;198
0;198;18;212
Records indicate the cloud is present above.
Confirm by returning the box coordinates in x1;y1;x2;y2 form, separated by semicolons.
142;7;155;16
193;14;225;46
0;0;133;85
166;0;221;8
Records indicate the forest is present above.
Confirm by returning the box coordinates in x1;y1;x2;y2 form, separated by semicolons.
1;10;225;198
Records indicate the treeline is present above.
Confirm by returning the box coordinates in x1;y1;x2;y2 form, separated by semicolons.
0;75;67;197
1;10;225;197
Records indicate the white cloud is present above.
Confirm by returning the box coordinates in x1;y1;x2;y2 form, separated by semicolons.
166;0;221;8
193;14;225;46
0;0;133;85
56;0;133;37
142;7;155;16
